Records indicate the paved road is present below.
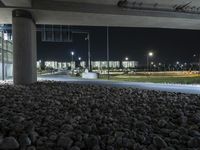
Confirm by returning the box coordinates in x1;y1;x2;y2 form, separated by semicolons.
38;75;200;95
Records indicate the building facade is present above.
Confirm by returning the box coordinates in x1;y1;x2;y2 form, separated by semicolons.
91;61;121;69
0;31;13;80
38;60;138;70
122;61;138;68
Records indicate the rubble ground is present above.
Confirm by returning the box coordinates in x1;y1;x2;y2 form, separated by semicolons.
0;81;200;150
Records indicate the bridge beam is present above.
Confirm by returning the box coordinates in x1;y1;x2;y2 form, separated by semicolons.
1;0;31;7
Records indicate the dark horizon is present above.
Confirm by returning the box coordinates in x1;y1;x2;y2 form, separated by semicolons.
37;26;200;65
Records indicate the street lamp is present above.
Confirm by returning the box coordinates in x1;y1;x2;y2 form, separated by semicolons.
147;51;154;71
149;52;153;57
176;61;180;71
78;57;82;68
70;51;74;73
85;33;91;71
71;51;74;61
125;57;129;69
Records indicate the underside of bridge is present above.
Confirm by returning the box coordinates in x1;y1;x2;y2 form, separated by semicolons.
1;0;200;84
1;0;200;29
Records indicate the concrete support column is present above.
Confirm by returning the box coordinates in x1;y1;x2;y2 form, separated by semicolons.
12;10;37;84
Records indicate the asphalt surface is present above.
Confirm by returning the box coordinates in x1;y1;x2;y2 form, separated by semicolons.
38;75;200;95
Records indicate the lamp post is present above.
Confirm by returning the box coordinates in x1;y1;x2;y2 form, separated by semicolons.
176;61;179;71
71;51;74;74
125;57;129;69
107;27;110;80
71;51;74;61
147;52;153;72
85;33;91;71
78;57;81;67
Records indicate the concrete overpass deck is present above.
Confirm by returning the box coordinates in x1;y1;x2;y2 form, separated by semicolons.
1;0;200;29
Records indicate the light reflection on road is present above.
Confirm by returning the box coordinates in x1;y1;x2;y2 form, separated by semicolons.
38;75;200;95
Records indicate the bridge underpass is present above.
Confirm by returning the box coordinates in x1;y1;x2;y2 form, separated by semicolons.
1;0;200;84
1;1;200;149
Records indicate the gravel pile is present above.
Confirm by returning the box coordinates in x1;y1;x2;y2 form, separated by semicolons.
0;81;200;150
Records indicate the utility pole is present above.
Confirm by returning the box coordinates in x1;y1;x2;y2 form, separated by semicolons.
199;54;200;75
87;33;91;71
107;27;110;80
69;31;91;72
146;55;149;72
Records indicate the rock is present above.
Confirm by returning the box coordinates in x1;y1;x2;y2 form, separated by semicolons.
106;146;114;150
193;113;200;123
29;131;39;143
86;135;99;148
57;135;73;149
114;131;124;137
178;115;187;125
12;116;25;123
135;121;148;132
27;146;36;150
169;132;179;138
0;82;199;149
115;136;123;147
0;134;3;144
107;136;115;145
161;147;176;150
49;133;58;141
158;119;167;128
19;133;31;147
0;137;19;149
116;109;126;116
70;146;80;150
188;137;200;148
188;130;200;137
92;145;101;150
153;136;168;148
122;138;134;148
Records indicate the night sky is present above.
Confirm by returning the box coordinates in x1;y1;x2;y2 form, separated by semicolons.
37;26;200;65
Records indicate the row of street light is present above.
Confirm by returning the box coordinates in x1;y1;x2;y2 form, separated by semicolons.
70;51;81;61
70;50;199;72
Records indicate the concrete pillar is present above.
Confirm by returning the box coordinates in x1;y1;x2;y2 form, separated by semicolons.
12;10;37;84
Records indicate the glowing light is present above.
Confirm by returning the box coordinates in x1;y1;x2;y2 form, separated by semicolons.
148;52;153;57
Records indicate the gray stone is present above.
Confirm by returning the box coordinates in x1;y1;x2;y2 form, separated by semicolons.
0;137;19;149
161;147;176;150
29;131;39;143
193;113;200;123
87;135;99;148
27;146;36;150
0;82;200;150
158;119;167;128
70;146;80;150
188;137;200;148
19;134;31;147
153;136;168;148
169;132;179;138
57;135;73;149
49;134;58;141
